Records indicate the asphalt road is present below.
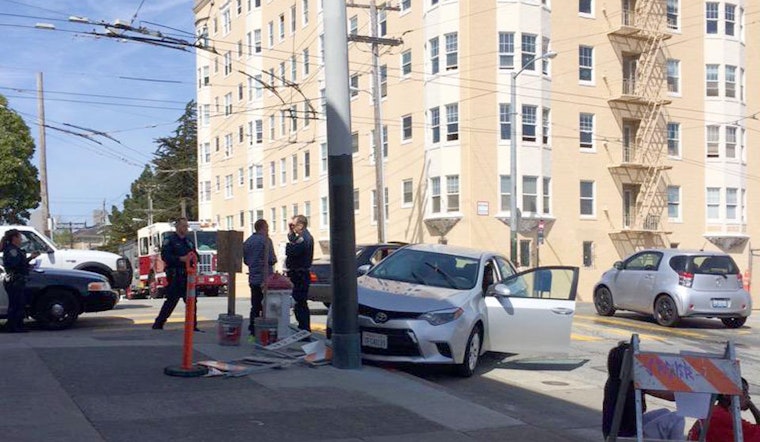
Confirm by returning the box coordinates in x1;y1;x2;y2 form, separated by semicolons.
55;296;760;435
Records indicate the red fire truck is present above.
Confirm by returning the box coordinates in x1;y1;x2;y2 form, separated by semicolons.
136;221;228;298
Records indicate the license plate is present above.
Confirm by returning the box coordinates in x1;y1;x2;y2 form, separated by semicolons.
362;331;388;349
712;299;730;308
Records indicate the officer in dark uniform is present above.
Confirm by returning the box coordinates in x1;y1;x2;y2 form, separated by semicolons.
152;218;199;330
1;229;40;333
285;215;314;332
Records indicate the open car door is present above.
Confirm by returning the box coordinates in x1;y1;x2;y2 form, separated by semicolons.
485;266;578;355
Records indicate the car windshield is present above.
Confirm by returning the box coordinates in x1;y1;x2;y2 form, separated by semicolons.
194;231;217;251
368;249;479;289
670;255;739;275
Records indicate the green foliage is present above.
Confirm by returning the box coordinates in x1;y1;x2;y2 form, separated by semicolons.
101;101;197;253
0;94;41;223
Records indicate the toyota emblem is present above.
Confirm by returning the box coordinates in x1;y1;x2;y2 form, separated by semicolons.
374;312;388;323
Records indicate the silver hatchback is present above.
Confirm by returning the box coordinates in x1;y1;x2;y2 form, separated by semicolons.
593;249;752;328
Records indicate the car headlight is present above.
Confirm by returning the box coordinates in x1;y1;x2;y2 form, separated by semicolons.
418;307;464;326
88;281;111;291
117;258;128;271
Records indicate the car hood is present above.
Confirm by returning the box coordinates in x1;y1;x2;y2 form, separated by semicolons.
32;267;107;282
357;276;471;313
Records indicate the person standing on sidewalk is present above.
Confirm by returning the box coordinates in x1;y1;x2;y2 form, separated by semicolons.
285;215;314;332
152;218;199;331
243;219;277;339
1;229;39;333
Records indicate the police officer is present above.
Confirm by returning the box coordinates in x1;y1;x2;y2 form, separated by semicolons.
152;218;200;330
1;229;40;333
285;215;314;332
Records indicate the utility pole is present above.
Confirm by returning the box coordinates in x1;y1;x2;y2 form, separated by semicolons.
147;188;154;224
37;72;51;237
180;198;187;219
348;0;401;243
324;0;361;369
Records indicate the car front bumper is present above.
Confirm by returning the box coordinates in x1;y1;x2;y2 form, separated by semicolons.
356;315;473;365
83;290;119;312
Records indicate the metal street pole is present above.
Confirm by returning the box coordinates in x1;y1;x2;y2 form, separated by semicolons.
509;51;557;265
370;0;386;243
324;0;361;369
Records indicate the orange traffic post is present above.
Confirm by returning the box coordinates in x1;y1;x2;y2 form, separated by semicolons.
165;253;208;377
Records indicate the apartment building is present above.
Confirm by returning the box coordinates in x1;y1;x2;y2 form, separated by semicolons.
193;0;759;305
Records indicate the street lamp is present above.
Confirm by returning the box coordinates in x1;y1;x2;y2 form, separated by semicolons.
510;51;557;264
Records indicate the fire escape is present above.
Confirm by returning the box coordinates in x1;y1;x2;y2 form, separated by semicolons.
607;0;672;252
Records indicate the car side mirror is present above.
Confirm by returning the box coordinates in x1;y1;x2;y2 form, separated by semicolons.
492;283;512;297
46;246;55;254
613;261;624;270
357;264;372;276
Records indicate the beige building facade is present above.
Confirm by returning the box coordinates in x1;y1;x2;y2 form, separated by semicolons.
193;0;760;305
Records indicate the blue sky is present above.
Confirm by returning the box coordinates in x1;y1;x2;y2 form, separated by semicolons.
0;0;195;225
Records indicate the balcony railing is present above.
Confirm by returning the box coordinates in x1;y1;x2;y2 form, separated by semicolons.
622;8;636;27
622;78;637;95
622;144;637;163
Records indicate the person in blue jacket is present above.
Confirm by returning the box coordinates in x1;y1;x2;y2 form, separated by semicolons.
152;218;199;330
1;229;40;333
285;215;314;331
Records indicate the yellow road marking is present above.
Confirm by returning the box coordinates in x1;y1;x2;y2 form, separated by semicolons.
574;314;707;338
573;321;667;343
571;333;604;342
311;323;327;332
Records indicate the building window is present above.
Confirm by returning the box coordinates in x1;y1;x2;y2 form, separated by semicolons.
542;108;551;145
706;187;720;219
579;0;592;15
402;115;413;140
255;165;263;189
445;33;458;70
498;32;514;69
237;40;243;58
726;188;738;220
238;167;245;186
667;122;680;157
224;93;232;115
579;46;593;82
667;0;679;30
580;180;595;216
725;65;736;98
267;21;274;47
520;240;531;268
254;119;263;144
304;201;311;219
224;133;233;157
429;37;440;75
268;115;275;140
667;186;681;220
446;175;459;212
278;14;285;41
401;50;412;76
500;175;511;212
378;4;387;36
542;177;551;214
580;113;594;149
353;189;359;212
215;175;220;192
254;29;261;53
522;176;537;213
706;125;720;158
430;107;440;143
350;74;359;98
522;105;537;142
200;142;211;164
402;179;413;206
521;34;536;71
667;59;680;93
541;37;550;74
222;8;232;34
225;174;233;198
446;103;458;141
226;216;234;230
224;52;232;76
302;0;309;25
320;143;328;173
290;5;296;34
281;206;288;232
304;150;311;178
270;208;276;233
303;48;310;76
320;197;329;228
430;177;441;213
269;161;275;187
349;15;358;35
706;2;719;34
725;4;736;36
499;104;511;140
380;65;387;97
370;126;388;159
351;131;359;153
292;203;298;217
583;241;594;267
238;125;244;143
401;0;411;12
292;154;298;181
725;126;737;158
291;55;297;82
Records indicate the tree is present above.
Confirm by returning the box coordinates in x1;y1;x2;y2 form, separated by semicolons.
152;101;197;222
0;94;41;223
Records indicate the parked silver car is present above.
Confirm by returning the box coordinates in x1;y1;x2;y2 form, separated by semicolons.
329;244;579;377
593;249;752;328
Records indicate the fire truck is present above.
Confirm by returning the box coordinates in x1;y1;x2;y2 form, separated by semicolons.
135;221;228;298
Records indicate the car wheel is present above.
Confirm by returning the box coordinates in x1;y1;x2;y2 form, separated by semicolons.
654;295;680;327
721;317;747;329
455;325;482;378
34;290;80;330
593;286;616;317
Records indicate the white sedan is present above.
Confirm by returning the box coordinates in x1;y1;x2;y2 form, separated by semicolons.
330;244;579;377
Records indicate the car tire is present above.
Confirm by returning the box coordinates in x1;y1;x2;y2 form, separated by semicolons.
455;324;482;378
33;290;80;330
654;295;680;327
593;286;616;317
721;317;747;329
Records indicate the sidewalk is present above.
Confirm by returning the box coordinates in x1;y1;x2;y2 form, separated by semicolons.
0;324;599;442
